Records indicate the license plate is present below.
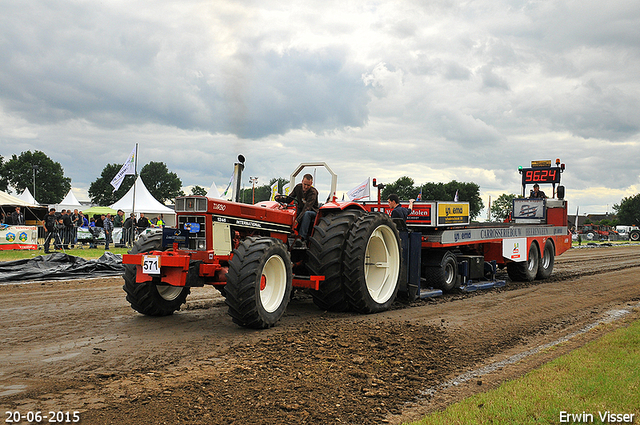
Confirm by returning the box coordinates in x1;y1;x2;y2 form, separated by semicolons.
142;255;161;275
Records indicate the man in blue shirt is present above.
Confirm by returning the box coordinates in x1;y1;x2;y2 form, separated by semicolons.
387;194;415;224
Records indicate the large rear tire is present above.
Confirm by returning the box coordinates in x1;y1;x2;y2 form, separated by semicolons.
536;239;555;280
122;233;190;316
342;213;401;314
307;210;363;311
506;242;539;282
225;237;292;329
629;230;640;242
423;251;458;292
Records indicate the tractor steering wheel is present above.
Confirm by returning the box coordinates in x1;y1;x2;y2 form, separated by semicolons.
275;194;295;205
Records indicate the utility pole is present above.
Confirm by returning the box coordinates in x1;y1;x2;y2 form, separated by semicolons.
249;177;259;204
32;164;39;203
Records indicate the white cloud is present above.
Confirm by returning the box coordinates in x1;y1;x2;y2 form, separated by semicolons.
1;0;639;215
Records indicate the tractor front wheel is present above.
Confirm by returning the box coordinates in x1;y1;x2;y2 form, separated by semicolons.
225;237;292;329
122;233;191;316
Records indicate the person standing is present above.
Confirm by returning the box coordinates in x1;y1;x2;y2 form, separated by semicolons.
114;209;125;228
43;208;61;253
137;213;150;233
11;206;25;225
103;213;113;250
61;209;73;249
123;213;137;246
71;209;81;248
387;194;415;225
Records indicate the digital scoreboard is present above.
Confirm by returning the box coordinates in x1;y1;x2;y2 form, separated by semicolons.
520;167;562;185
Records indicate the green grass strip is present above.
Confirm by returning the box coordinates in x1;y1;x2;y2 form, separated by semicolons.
412;319;640;424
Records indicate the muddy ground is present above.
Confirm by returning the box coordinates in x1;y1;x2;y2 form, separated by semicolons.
1;245;639;424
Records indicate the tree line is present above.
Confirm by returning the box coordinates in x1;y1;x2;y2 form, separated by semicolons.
2;150;639;225
0;151;182;205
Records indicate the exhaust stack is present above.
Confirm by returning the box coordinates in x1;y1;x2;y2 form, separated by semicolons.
233;155;245;203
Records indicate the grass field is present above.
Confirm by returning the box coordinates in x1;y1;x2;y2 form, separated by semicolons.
411;317;640;425
0;246;129;261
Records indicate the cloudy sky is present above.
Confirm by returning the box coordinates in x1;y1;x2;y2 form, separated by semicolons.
1;0;639;218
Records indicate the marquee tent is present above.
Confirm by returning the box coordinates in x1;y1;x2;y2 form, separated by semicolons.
17;188;38;205
110;176;175;225
0;190;47;224
52;189;83;212
0;190;37;207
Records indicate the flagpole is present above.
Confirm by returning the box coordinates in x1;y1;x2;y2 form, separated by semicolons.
132;143;138;218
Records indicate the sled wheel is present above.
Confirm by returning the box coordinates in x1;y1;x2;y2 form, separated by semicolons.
424;251;458;292
122;233;190;316
307;209;363;311
225;237;292;329
342;213;401;313
536;239;555;280
506;241;540;282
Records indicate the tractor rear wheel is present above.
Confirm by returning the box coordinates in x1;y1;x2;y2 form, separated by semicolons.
122;233;191;316
342;213;401;313
307;209;363;311
225;237;292;329
629;230;640;242
506;242;539;282
536;239;555;280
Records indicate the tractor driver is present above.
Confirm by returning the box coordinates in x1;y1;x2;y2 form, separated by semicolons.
286;173;319;241
530;184;547;199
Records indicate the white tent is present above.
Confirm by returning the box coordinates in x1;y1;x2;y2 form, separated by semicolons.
0;190;38;207
52;189;83;212
206;180;222;199
17;188;38;205
110;176;175;225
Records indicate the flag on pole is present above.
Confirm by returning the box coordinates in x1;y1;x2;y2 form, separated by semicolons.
417;188;422;201
347;178;370;201
270;181;279;201
110;145;137;191
221;173;234;199
454;190;459;202
282;183;291;196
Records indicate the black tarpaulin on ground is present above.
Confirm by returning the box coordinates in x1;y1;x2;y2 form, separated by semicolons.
0;252;124;283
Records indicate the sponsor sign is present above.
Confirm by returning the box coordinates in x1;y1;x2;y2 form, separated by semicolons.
163;227;191;247
440;226;567;245
437;202;470;225
502;238;527;262
513;198;545;219
0;225;38;250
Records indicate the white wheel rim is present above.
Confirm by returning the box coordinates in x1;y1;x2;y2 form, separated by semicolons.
156;285;183;301
364;225;400;304
260;254;287;313
444;261;455;285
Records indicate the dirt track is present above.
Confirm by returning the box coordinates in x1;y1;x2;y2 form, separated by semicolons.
1;245;639;424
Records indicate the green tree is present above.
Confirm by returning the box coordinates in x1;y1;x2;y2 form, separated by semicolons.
613;194;640;225
190;185;207;196
490;194;517;222
5;151;71;204
88;164;136;205
140;161;184;204
239;178;289;204
380;176;418;201
0;156;9;192
420;180;484;220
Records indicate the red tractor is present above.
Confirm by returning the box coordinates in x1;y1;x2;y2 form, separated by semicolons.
123;156;402;328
